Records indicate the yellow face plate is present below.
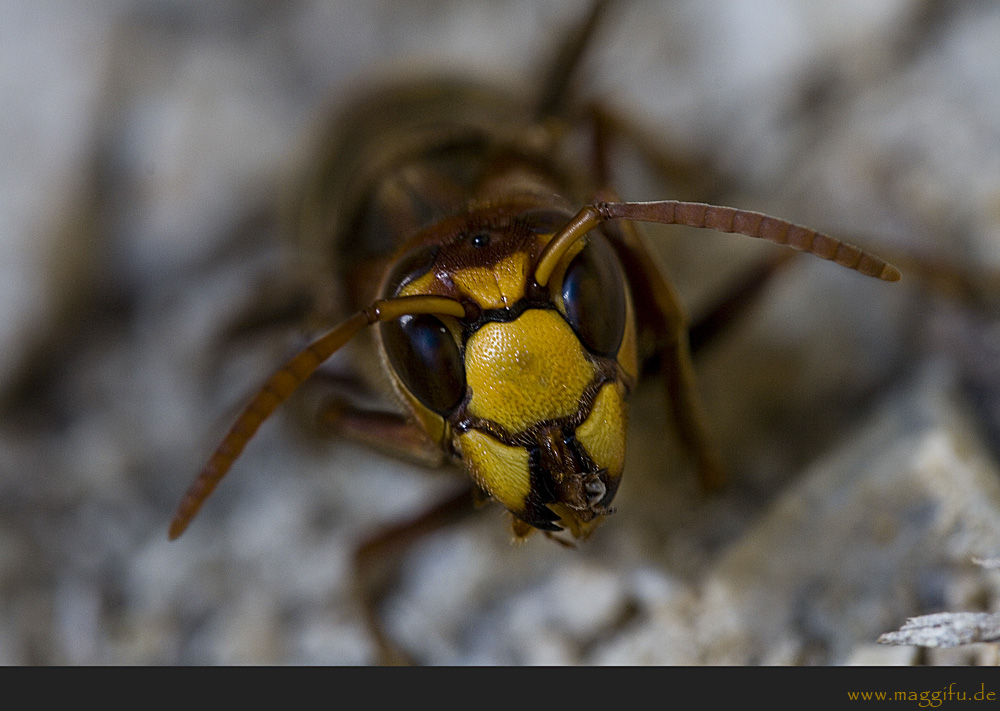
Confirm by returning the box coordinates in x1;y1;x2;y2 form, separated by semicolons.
464;309;595;434
450;252;529;309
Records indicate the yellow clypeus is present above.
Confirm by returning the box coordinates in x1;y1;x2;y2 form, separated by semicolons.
464;309;594;433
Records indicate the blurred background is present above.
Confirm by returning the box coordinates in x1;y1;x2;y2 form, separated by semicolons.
3;0;1000;664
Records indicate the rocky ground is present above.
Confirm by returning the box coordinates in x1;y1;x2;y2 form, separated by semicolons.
3;0;1000;664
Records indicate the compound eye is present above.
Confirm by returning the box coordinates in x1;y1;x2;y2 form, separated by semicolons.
381;245;439;298
381;314;465;416
559;233;627;358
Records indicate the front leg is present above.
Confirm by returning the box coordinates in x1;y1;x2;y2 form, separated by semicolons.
315;393;448;468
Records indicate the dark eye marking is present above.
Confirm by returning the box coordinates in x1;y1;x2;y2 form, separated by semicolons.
559;232;627;358
382;245;439;297
381;314;466;416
